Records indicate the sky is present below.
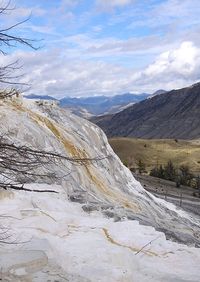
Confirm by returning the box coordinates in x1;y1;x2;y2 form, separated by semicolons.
1;0;200;98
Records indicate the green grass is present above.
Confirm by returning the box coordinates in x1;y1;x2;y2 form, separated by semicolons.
109;138;200;175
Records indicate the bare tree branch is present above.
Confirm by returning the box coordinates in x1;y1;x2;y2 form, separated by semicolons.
0;1;41;99
0;135;109;191
0;1;109;245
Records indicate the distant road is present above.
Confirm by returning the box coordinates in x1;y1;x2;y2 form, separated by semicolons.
152;191;200;216
133;173;200;217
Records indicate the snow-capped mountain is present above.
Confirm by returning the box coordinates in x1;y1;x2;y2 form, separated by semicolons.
0;97;200;281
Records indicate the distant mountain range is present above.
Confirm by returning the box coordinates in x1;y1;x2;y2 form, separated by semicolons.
92;83;200;139
25;94;57;100
25;92;151;117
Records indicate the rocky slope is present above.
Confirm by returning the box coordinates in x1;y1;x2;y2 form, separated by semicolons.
92;83;200;139
0;97;200;281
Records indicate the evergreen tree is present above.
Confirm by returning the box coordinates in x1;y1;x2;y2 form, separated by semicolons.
179;165;193;186
164;160;176;181
137;159;146;174
158;165;165;178
150;167;159;177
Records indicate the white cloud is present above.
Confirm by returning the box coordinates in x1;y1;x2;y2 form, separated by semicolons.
145;42;198;76
96;0;134;11
0;49;133;97
1;41;200;97
55;32;169;62
60;0;80;8
131;41;200;91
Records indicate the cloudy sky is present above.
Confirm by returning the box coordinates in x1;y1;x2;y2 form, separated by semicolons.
1;0;200;97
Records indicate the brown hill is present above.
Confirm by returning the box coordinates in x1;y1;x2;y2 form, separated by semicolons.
109;138;200;175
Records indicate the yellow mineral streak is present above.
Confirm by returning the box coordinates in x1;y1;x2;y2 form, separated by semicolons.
102;228;158;256
102;228;178;258
11;101;140;212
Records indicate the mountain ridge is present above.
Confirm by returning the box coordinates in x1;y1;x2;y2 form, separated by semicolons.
92;83;200;139
25;92;150;117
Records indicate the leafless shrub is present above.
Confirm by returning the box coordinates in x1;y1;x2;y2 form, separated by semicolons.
0;0;40;99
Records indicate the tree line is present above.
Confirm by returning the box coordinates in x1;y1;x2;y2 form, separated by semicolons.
125;158;200;189
149;160;199;189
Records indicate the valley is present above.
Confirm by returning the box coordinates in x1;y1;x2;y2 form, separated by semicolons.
109;137;200;217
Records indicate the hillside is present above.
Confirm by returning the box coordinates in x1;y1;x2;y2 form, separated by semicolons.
1;97;200;280
93;83;200;139
109;138;200;174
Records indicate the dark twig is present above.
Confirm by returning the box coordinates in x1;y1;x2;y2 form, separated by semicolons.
135;235;161;255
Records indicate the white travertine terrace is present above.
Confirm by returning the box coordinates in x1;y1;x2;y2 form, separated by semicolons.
0;98;200;281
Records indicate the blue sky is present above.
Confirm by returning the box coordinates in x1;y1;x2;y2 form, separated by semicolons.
1;0;200;97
